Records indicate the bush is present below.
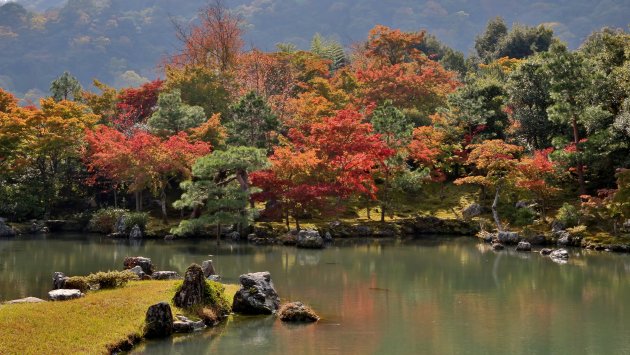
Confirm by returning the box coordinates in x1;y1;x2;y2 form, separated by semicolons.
86;271;139;289
124;212;148;231
514;207;536;226
203;280;232;316
556;203;579;228
171;218;208;237
64;276;90;293
88;208;127;233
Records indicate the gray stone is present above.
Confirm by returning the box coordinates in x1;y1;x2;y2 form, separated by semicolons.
516;241;532;252
173;315;206;333
129;224;142;239
622;220;630;233
354;225;372;237
232;271;280;315
48;289;84;301
324;231;333;241
201;260;216;278
492;242;505;250
247;233;257;241
551;220;566;233
144;302;173;338
128;265;146;278
540;248;553;256
114;215;126;234
462;203;482;219
123;256;154;275
0;219;16;237
5;297;45;304
278;302;320;323
173;264;206;309
296;229;324;249
550;249;570;261
164;234;175;241
207;275;221;282
497;231;520;244
228;231;241;241
152;271;181;280
52;272;68;290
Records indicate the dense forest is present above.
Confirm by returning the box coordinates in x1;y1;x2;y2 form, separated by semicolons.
1;0;630;97
0;0;629;241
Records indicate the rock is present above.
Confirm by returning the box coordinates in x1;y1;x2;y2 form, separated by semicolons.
550;249;569;261
144;302;173;338
557;233;570;246
497;231;520;245
324;231;333;241
128;265;146;278
462;203;482;219
201;260;216;278
123;256;154;275
52;272;68;290
278;302;320;323
296;229;324;249
29;221;48;234
48;289;84;301
0;219;16;237
114;215;127;234
152;271;181;280
228;231;241;241
540;248;553;256
207;275;221;282
232;271;280;315
129;224;142;239
247;233;257;241
551;220;566;233
622;219;630;233
402;216;479;236
354;225;372;237
164;234;175;241
173;264;206;309
5;297;45;304
492;242;505;250
173;315;206;333
515;241;532;252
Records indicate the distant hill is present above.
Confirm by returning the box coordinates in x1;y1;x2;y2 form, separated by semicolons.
1;0;629;97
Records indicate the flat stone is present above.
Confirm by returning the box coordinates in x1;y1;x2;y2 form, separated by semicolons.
5;297;45;304
152;271;181;280
48;289;84;301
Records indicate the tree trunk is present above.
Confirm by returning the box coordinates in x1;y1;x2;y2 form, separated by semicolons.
572;116;586;195
295;214;300;231
285;208;290;232
216;223;221;245
492;183;503;232
135;191;143;211
160;189;168;224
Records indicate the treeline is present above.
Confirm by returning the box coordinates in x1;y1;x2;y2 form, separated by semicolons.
0;2;629;236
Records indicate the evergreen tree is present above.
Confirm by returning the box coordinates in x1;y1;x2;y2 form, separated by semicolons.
50;71;82;101
147;89;206;136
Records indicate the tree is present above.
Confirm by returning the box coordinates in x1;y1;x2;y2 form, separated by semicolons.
455;140;523;231
115;79;163;131
516;148;560;219
85;126;211;220
252;109;393;229
164;65;230;118
370;100;414;221
475;17;508;62
147;89;206;136
310;33;347;71
226;91;279;150
475;17;553;63
171;0;243;72
173;146;267;241
50;71;82;101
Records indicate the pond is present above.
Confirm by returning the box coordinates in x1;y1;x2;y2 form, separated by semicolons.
2;234;630;354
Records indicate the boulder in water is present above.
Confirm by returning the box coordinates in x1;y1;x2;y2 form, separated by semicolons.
278;302;319;323
129;224;142;239
550;249;569;261
201;260;216;278
123;256;154;275
492;242;505;251
296;229;324;249
232;271;280;315
52;272;69;290
144;302;173;338
516;241;532;252
540;248;553;256
497;231;520;244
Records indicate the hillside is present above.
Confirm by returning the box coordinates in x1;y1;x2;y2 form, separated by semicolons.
0;0;629;96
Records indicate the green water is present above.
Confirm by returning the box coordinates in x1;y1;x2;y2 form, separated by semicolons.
2;235;630;354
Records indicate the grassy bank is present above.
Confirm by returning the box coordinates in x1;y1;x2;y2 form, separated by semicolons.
0;281;239;355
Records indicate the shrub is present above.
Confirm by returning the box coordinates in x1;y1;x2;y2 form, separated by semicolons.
514;207;536;226
124;212;149;231
171;218;208;237
88;208;127;233
86;271;139;289
64;276;89;293
203;280;232;316
556;203;579;228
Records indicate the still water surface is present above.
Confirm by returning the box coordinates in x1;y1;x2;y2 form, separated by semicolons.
1;234;630;354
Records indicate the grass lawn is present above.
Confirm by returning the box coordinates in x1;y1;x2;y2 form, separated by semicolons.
0;281;239;355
